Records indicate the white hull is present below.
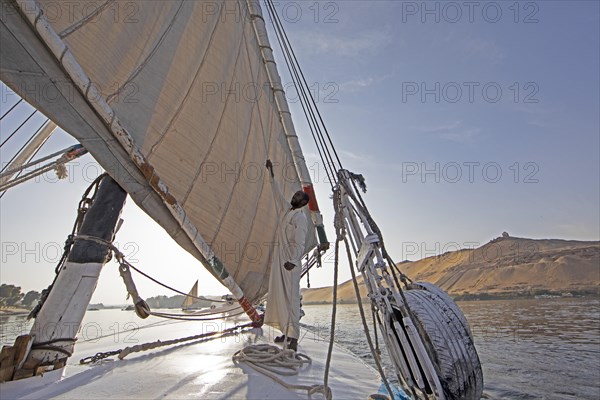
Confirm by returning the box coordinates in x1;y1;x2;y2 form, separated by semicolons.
1;315;390;399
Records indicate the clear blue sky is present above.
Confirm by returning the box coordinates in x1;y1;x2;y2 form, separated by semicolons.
1;1;598;304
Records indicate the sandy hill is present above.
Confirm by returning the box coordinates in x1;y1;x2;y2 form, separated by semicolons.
302;275;368;304
303;236;599;303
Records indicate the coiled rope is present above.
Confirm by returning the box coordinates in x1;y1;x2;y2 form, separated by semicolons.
232;344;330;399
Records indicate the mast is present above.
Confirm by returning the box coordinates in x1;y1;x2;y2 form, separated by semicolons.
247;0;328;247
1;175;126;381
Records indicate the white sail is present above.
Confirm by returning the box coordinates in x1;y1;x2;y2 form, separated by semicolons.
0;0;318;303
181;281;199;310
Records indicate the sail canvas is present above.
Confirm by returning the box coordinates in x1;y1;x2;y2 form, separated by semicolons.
0;0;317;303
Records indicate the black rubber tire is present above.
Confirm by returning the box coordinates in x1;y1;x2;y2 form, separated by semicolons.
401;283;484;400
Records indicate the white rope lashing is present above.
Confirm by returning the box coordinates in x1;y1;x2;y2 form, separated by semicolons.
232;344;331;399
0;145;87;191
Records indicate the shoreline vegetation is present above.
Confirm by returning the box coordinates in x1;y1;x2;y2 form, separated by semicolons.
0;307;30;316
2;291;597;314
2;291;597;313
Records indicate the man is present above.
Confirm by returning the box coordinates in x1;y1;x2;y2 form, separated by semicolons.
264;159;309;352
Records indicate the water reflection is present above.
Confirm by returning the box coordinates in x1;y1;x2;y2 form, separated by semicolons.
0;314;33;345
302;298;600;400
459;298;600;400
2;298;599;399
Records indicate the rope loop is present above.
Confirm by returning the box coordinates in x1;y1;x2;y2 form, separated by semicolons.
232;344;333;399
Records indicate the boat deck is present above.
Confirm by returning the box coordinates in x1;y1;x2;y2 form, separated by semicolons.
1;313;395;399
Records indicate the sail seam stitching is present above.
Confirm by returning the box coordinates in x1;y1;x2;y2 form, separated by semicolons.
211;25;268;289
181;13;247;205
58;0;114;38
209;73;258;245
243;34;275;298
105;1;186;105
147;2;225;160
254;109;278;299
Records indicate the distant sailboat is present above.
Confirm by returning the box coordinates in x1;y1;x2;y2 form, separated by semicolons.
181;280;214;311
181;281;199;311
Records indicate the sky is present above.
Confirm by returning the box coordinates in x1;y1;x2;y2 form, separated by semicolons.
1;1;599;305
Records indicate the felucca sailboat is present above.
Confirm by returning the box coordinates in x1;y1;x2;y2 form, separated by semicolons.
0;1;482;398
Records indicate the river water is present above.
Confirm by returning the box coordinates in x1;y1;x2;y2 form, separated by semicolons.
2;298;599;399
300;298;600;400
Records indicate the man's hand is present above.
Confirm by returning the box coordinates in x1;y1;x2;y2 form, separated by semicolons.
265;159;274;178
318;242;330;252
284;262;295;271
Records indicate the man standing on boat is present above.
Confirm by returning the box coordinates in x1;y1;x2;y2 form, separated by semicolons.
264;159;309;352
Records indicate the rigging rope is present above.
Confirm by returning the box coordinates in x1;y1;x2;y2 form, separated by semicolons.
77;318;186;344
73;234;234;321
0;144;80;179
0;122;53;200
264;0;340;186
116;321;254;360
0;118;48;174
80;321;256;364
148;309;245;321
0;109;37;148
265;0;343;169
119;255;226;303
322;190;343;397
344;234;395;399
0;98;23;121
264;2;411;398
268;27;336;186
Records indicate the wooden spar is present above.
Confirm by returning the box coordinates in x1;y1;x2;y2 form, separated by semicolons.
0;121;57;186
13;175;127;379
246;0;328;247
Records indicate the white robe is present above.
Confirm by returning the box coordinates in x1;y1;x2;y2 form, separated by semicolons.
264;178;307;339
